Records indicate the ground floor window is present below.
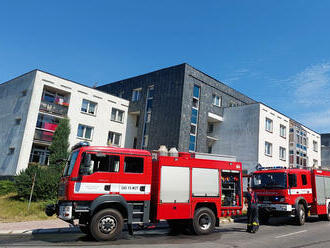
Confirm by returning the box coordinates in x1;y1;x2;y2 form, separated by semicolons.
29;144;50;165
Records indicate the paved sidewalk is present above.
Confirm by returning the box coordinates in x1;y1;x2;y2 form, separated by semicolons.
0;219;79;235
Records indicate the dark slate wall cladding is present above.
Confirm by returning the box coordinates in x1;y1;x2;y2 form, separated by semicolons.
97;64;186;150
179;64;257;153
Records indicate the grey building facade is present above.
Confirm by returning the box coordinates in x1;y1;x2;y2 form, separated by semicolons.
97;63;256;153
321;133;330;167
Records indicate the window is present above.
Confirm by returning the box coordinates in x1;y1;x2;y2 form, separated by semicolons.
228;101;238;107
193;85;200;99
191;108;198;124
280;125;286;138
146;112;151;123
265;141;272;156
207;123;214;133
189;135;196;151
111;108;124;123
77;124;93;140
279;147;286;161
124;157;144;173
265;118;273;132
80;153;120;174
135;115;140;127
108;131;122;146
288;174;297;188
81;99;97;115
147;85;154;98
190;124;197;135
192;98;199;108
208;145;212;154
301;175;308;185
133;137;137;149
212;95;221;107
313;159;318;167
132;88;141;101
313;141;318;152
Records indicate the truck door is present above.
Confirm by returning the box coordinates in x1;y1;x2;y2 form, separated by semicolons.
73;152;120;200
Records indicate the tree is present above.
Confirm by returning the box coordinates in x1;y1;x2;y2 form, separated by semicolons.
48;118;70;168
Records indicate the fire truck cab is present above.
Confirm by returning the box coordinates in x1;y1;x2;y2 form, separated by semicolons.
46;142;243;241
251;167;330;225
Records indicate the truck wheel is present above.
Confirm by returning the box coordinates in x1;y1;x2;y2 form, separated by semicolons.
192;207;216;235
259;212;270;224
296;204;306;226
90;208;123;241
79;225;91;235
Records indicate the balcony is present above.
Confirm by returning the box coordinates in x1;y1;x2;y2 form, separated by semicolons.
39;100;68;116
34;129;54;143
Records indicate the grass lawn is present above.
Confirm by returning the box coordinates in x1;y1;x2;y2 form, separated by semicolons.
0;194;56;223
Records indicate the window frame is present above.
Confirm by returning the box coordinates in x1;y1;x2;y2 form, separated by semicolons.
132;88;142;102
279;146;286;161
280;124;286;138
265;141;272;156
108;131;122;147
77;124;94;140
124;156;144;174
111;108;125;123
212;94;221;107
81;99;97;116
265;118;273;133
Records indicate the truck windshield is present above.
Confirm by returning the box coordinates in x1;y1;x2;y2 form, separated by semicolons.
63;150;79;177
252;173;287;189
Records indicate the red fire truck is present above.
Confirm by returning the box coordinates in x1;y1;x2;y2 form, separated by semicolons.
251;167;330;225
46;142;243;241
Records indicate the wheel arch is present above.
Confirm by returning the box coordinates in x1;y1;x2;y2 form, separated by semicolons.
90;195;129;219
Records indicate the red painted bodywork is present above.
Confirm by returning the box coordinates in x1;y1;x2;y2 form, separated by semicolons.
60;146;243;221
253;168;330;215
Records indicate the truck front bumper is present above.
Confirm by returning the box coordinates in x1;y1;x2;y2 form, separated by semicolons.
258;203;293;212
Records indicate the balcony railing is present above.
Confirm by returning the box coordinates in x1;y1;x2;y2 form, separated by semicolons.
34;129;54;143
39;100;68;116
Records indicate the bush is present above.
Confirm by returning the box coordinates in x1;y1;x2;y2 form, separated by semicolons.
15;164;62;201
0;180;16;196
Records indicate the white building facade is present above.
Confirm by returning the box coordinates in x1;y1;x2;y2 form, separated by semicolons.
213;103;290;173
0;70;129;176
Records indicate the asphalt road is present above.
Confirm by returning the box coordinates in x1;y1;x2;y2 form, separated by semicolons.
0;217;330;248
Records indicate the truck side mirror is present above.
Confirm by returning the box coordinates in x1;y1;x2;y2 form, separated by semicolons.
79;153;92;175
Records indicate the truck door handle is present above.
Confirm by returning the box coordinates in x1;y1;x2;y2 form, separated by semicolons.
104;185;111;191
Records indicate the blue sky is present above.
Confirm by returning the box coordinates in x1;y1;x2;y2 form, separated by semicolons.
1;1;330;133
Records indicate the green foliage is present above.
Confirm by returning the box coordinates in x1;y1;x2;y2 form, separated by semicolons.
49;118;70;167
0;180;16;196
15;164;62;201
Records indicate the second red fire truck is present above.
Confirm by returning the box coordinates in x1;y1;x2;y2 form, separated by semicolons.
251;166;330;225
46;142;243;241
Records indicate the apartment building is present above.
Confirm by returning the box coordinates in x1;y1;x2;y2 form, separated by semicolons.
97;63;256;153
213;103;290;173
0;70;129;176
289;120;321;168
321;133;330;167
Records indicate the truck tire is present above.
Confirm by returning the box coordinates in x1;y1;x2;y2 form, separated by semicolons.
192;207;216;235
259;212;270;224
319;203;330;221
79;225;91;235
296;204;306;226
90;208;123;241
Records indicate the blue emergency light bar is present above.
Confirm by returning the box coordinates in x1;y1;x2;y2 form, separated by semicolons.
71;141;90;151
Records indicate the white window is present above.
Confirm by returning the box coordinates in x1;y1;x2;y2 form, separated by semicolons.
77;124;93;140
280;125;286;138
212;95;221;107
108;131;122;146
265;118;273;132
111;108;124;123
279;147;286;161
81;99;97;115
146;112;151;123
190;124;197;135
313;159;318;167
132;88;142;101
313;141;318;152
265;141;272;156
228;101;238;107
